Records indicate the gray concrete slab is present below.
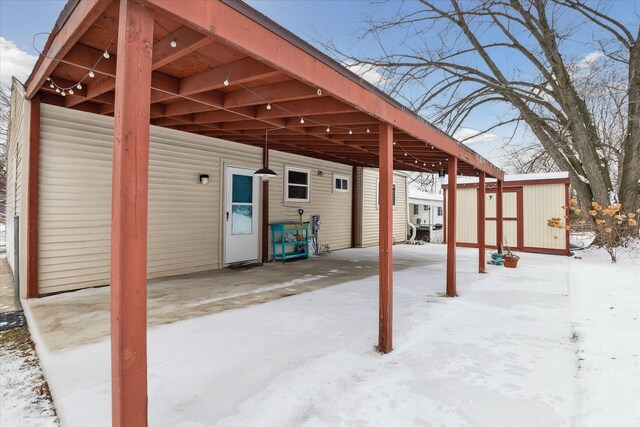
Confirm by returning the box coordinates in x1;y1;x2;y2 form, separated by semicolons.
25;246;442;352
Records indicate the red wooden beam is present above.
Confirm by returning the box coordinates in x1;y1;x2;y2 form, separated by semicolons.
478;172;486;273
110;1;154;425
144;0;504;179
26;95;41;299
446;157;458;297
496;179;504;254
378;123;393;353
25;0;112;99
261;147;270;264
152;26;213;70
223;80;318;109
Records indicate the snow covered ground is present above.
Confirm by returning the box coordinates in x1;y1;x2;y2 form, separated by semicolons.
0;326;58;426
20;245;640;426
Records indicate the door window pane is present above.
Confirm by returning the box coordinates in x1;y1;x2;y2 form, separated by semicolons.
232;205;253;234
232;174;253;203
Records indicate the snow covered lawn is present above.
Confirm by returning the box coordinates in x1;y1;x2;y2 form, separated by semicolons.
22;245;639;426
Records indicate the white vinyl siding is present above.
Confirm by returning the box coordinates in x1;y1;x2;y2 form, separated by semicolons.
5;82;27;274
356;168;407;247
267;150;353;255
38;104;263;294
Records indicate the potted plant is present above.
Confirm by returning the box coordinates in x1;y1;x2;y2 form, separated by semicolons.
503;247;520;268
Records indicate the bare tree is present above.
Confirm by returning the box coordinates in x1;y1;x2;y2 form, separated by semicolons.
409;172;441;194
333;0;640;215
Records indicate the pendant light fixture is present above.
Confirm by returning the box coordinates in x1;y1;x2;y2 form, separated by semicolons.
254;128;279;181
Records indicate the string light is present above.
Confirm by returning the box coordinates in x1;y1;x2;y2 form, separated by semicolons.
88;70;95;78
61;90;66;96
103;50;110;59
366;127;370;133
348;129;353;135
404;152;408;156
69;89;74;95
326;126;330;132
223;77;229;86
76;83;82;90
170;39;177;48
317;88;322;96
55;88;60;93
266;102;272;110
300;117;305;124
49;83;54;89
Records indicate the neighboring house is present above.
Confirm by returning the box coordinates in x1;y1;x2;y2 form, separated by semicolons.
408;188;443;227
443;172;571;255
5;82;409;295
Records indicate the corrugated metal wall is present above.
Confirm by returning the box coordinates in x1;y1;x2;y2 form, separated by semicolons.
267;150;353;255
356;168;407;247
523;184;567;250
5;83;26;274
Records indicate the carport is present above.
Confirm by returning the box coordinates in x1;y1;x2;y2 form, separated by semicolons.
23;0;504;424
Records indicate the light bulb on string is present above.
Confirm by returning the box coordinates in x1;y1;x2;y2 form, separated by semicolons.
404;152;408;157
170;40;177;48
300;118;305;124
55;88;60;93
423;162;426;167
89;70;95;78
69;89;74;95
349;129;353;135
393;141;397;145
77;83;82;90
266;102;272;110
414;159;418;164
46;77;51;81
223;77;229;86
366;128;370;133
49;83;55;89
103;50;110;59
326;126;330;133
61;90;66;97
317;88;322;96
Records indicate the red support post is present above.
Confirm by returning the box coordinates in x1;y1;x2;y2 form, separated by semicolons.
496;179;504;254
378;123;393;353
27;95;41;299
477;172;486;273
261;147;269;263
446;158;458;297
110;1;154;426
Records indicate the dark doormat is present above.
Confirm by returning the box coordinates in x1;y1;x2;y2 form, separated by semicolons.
0;310;26;332
226;262;263;271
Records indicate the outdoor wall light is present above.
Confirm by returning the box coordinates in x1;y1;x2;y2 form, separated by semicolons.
317;170;324;176
438;167;446;179
199;174;209;185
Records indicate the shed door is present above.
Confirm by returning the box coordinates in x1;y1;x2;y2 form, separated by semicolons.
224;167;260;264
485;188;523;249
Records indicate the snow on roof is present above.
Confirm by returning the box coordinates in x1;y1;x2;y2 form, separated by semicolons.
455;171;569;185
408;188;444;201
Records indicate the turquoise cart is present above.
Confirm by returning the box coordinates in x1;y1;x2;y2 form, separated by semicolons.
270;222;309;262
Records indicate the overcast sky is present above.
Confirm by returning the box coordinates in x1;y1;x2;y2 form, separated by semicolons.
1;0;637;168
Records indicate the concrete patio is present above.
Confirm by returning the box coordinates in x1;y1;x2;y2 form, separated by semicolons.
24;246;438;352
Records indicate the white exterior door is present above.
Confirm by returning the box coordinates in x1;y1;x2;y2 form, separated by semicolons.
224;167;260;264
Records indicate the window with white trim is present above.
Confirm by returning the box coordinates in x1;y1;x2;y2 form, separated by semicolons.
334;174;350;192
437;206;443;216
284;166;310;202
413;205;419;215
